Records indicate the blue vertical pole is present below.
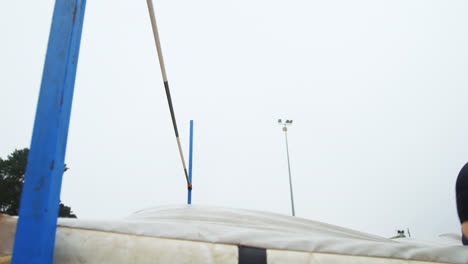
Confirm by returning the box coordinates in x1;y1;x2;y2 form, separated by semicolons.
12;1;86;263
187;120;194;204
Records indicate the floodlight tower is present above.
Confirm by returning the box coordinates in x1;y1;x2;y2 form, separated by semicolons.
278;119;295;216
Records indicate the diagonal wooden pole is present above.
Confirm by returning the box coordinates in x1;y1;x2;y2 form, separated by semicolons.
146;0;191;189
11;1;86;263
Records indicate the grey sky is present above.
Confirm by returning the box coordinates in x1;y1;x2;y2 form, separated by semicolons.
2;0;468;239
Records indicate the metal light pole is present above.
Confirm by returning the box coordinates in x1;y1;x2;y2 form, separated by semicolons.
278;119;295;216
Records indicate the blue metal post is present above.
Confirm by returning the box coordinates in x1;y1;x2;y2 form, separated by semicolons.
187;120;194;204
12;1;86;263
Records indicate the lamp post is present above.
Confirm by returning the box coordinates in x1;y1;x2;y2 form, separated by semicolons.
278;119;295;216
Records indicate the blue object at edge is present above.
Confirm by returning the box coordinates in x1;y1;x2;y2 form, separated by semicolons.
11;1;87;263
188;120;193;204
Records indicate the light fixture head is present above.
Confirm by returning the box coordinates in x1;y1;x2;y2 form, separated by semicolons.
278;119;282;124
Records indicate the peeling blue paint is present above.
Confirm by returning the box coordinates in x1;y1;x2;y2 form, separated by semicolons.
12;1;87;263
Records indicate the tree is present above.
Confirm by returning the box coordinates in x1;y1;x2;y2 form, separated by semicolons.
0;148;77;218
59;203;77;218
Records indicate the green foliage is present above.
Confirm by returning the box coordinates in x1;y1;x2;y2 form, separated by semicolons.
59;203;77;218
0;148;28;215
0;148;77;218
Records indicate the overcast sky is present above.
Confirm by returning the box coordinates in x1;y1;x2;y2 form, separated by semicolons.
2;0;468;239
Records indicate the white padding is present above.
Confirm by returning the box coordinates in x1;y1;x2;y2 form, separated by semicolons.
54;227;238;264
267;249;452;264
57;204;467;264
